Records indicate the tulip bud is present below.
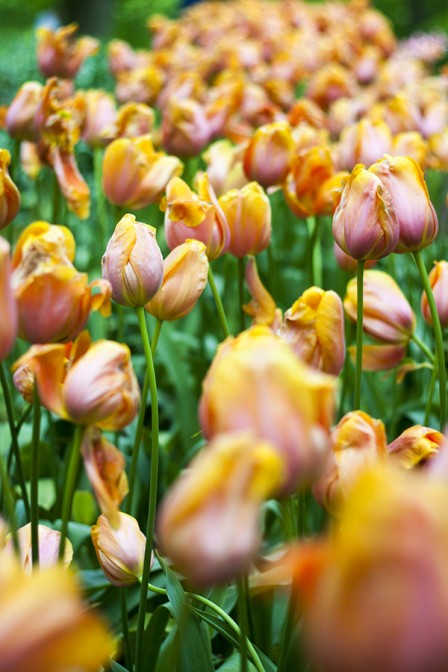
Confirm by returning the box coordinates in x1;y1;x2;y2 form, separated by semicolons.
5;523;73;573
218;182;271;258
81;90;116;148
332;164;399;260
284;146;334;218
0;149;21;230
102;134;182;210
0;237;17;360
388;425;445;469
102;214;163;307
5;81;43;141
421;261;448;328
243;122;294;188
279;287;345;376
157;432;283;587
145;239;209;321
161;98;213;158
91;512;147;587
369;154;438;252
36;23;99;79
312;411;387;512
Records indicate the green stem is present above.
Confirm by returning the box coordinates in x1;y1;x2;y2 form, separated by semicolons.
126;318;163;516
31;386;41;567
52;170;61;223
277;581;298;672
238;578;249;672
308;216;322;287
238;257;246;333
297;490;306;538
59;424;85;560
94;147;108;255
424;365;437;426
0;455;19;553
411;333;436;363
120;587;133;672
354;260;365;410
0;363;30;518
413;251;446;430
208;267;230;338
7;405;33;474
135;307;160;672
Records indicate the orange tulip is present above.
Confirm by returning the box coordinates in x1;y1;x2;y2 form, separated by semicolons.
218;182;271;258
388;425;445;469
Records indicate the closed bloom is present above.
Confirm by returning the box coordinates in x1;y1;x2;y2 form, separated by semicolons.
102;134;182;209
388;425;445;469
161;98;213;158
81;89;116;147
91;512;147;587
332;164;399;260
203;140;247;197
199;326;336;494
218;182;271;258
279;287;345;376
102;214;163;307
0;149;21;230
0;238;17;360
164;174;230;260
157;432;284;586
421;261;448;328
4;523;73;573
369;154;438;252
36;23;99;79
335;119;393;171
145;239;209;321
243;122;294;188
283;146;334;218
5;81;43;141
391;132;427;167
312;411;387;513
0;556;114;672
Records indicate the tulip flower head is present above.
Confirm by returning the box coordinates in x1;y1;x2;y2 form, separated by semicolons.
218;182;271;258
36;23;99;79
0;237;17;360
0;149;21;230
4;523;73;573
388;425;445;469
243;121;294;188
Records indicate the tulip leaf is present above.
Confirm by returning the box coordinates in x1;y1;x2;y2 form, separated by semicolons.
109;661;129;672
143;605;171;672
164;564;213;672
218;651;257;671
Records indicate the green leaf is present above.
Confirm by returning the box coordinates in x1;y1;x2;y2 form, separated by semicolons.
154;625;180;672
109;661;129;672
143;605;171;672
219;651;257;672
72;489;98;524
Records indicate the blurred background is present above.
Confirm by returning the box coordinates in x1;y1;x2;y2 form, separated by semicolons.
0;0;447;104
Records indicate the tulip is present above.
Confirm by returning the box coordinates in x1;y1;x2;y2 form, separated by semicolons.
388;425;445;469
91;512;147;587
243;122;294;188
286;146;335;218
4;523;73;573
20;141;42;180
101;101;155;142
102;214;164;307
369;154;438;252
5;81;43;141
335;119;393;172
0;237;17;360
312;411;387;512
421;261;448;328
332;164;399;261
199;326;336;494
13;334;140;431
0;149;21;230
157;432;283;586
161;98;213;158
218;182;271;258
279;287;345;376
391;132;427;167
145;239;209;321
81;89;116;148
102;134;182;209
306;63;357;109
115;65;164;106
243;256;282;328
81;428;128;524
164;174;230;260
203;140;248;197
0;555;114;672
314;171;349;217
36;23;99;79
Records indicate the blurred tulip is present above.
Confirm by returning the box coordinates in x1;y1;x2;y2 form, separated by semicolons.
51;147;90;220
218;182;271;258
36;23;99;79
0;237;17;360
102;134;182;209
157;432;283;586
199;326;336;494
335;119;393;171
102;213;163;307
279;287;345;376
5;523;73;573
306;63;357;109
314;171;349;217
5;81;43;141
0;556;114;672
145;239;209;321
101;102;155;141
20;141;42;180
388;425;445;469
429;129;448;170
164;174;230;260
203;140;248;197
369;154;438;252
421;261;448;328
13;334;140;431
0;149;20;229
243;122;294;188
283;146;334;218
81;90;116;148
391;132;427;167
81;428;128;524
312;411;387;512
91;512;147;587
333;242;377;273
332;164;399;260
161;98;213;158
115;65;164;106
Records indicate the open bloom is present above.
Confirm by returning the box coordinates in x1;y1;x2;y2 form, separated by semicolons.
4;524;73;573
421;261;448;328
0;149;21;230
36;23;99;79
218;182;271;258
388;425;445;469
13;332;140;431
102;214;164;307
157;432;283;586
0;237;17;360
199;326;336;494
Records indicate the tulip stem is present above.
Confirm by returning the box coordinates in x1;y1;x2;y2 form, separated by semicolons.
208;267;230;338
31;384;41;567
59;424;85;560
52;170;61;223
411;333;436;363
413;251;446;430
126;318;163;516
308;216;323;287
238;257;246;332
0;455;19;553
354;260;365;410
238;577;249;672
135;307;160;672
94;147;108;258
120;587;133;671
0;362;30;518
424;365;437;426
